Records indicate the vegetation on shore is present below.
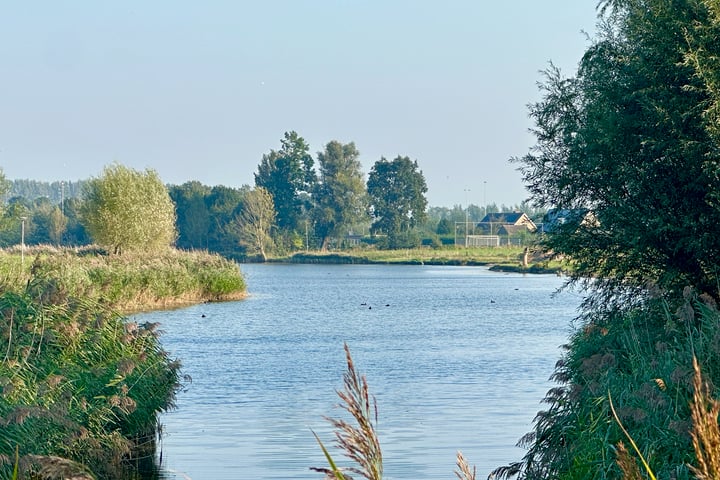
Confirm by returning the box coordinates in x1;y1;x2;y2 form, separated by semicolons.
268;246;566;273
488;0;720;478
0;246;245;479
0;245;246;313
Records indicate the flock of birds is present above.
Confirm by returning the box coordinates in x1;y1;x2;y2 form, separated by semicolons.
357;287;522;309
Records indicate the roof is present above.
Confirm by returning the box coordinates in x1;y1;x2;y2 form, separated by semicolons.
479;211;533;225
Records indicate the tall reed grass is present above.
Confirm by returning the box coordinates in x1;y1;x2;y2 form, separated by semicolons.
312;344;477;480
491;289;720;479
0;246;202;479
0;245;246;313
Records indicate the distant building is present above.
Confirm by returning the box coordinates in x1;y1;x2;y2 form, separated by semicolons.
541;208;597;233
476;212;537;235
471;212;537;246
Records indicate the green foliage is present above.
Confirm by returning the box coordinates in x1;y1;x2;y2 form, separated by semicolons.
312;141;368;250
169;181;213;250
493;293;720;480
9;246;246;312
230;187;276;261
436;218;453;235
516;0;720;306
81;163;177;255
367;156;428;249
0;268;181;479
255;131;316;233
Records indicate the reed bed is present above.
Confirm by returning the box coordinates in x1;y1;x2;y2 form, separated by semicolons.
0;245;245;479
0;282;181;478
490;290;720;479
0;245;246;312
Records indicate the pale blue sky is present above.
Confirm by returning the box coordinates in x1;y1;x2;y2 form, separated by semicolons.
0;1;597;207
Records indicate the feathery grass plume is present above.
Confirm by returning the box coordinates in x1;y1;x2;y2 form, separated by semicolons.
608;392;657;480
689;356;720;479
20;454;95;479
616;442;643;480
454;451;476;480
312;343;382;480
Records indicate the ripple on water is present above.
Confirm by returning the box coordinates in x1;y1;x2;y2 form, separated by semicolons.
145;264;579;480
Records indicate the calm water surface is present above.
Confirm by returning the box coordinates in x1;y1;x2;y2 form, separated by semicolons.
132;264;582;479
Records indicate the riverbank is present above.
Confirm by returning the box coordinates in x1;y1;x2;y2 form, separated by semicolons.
267;246;566;274
1;245;247;312
0;246;246;479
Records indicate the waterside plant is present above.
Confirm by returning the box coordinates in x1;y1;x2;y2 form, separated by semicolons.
0;245;246;313
490;289;720;479
312;343;478;480
0;246;245;479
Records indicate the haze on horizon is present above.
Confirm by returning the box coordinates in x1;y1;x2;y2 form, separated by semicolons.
0;1;597;208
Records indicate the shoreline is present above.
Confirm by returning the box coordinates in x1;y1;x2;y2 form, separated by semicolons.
254;250;565;275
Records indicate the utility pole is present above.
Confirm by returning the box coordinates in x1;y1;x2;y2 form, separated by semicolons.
21;216;27;267
483;181;487;218
464;188;470;247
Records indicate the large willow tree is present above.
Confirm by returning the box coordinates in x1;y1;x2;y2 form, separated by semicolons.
493;1;720;479
81;164;177;254
519;0;720;308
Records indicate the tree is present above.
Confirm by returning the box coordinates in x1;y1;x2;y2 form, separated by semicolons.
170;181;212;250
515;0;720;307
31;198;66;245
232;187;276;261
367;156;428;249
204;185;246;256
436;218;453;235
62;197;90;246
312;141;367;250
254;131;316;235
81;164;177;254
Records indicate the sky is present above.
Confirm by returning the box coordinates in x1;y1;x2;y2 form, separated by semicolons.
0;1;598;208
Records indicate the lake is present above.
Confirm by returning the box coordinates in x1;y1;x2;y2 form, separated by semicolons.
131;263;582;479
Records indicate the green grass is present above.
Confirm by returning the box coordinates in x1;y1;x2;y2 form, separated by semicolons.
276;246;567;272
491;291;720;479
0;285;180;479
0;245;246;479
0;245;246;313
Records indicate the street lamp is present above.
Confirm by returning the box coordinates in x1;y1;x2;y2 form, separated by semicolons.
20;216;27;267
464;188;470;247
483;181;487;218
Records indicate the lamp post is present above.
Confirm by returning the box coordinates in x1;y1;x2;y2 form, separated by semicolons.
483;181;487;218
20;216;27;267
464;188;470;247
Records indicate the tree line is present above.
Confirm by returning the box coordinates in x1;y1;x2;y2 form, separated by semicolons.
0;134;538;258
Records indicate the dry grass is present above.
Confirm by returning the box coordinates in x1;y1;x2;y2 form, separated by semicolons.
312;343;382;480
689;356;720;479
312;344;481;480
615;442;644;480
454;451;476;480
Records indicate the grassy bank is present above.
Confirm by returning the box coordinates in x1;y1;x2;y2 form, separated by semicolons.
271;246;566;273
1;245;246;313
0;246;246;479
490;291;720;479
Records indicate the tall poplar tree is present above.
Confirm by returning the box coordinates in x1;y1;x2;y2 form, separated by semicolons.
367;156;427;249
254;131;316;235
312;141;367;250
